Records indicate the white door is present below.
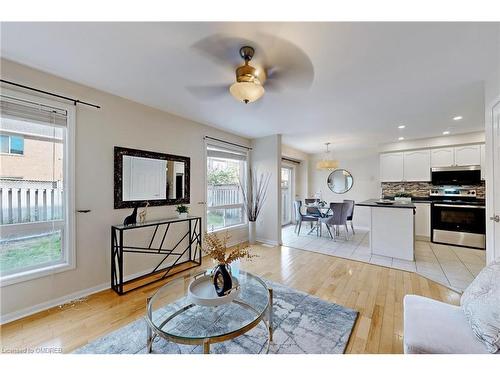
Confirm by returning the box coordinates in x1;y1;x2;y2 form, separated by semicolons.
454;145;481;166
380;152;404;182
487;101;500;263
431;147;455;167
404;150;431;181
281;167;293;225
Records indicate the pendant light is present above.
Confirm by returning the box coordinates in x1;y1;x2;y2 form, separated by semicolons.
316;142;339;170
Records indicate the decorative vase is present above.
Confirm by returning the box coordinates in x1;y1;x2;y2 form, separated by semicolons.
248;221;256;245
178;212;188;219
213;264;232;297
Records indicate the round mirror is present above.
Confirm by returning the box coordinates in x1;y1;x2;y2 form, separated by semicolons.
327;169;353;194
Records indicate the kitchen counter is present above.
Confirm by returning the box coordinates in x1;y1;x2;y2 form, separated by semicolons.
357;198;415;261
357;199;416;209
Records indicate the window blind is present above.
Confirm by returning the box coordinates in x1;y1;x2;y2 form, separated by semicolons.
207;144;247;161
0;95;68;128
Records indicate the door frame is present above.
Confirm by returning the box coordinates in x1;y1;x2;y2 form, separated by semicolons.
280;165;294;226
485;97;500;264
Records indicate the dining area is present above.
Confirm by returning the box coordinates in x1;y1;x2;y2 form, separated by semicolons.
293;199;356;241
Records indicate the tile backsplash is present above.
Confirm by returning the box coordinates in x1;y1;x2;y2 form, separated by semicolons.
381;181;485;199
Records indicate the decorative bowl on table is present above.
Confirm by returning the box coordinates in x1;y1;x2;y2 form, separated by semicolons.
376;199;394;205
187;273;240;307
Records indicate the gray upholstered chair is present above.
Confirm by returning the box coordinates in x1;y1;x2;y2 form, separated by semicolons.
294;200;319;235
343;199;355;234
320;202;350;240
304;198;321;217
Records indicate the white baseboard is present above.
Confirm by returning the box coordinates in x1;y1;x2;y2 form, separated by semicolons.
0;281;110;325
256;237;279;247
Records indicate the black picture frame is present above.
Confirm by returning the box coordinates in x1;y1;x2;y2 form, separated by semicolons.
114;146;190;209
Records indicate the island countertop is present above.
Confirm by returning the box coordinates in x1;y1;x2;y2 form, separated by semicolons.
356;199;416;209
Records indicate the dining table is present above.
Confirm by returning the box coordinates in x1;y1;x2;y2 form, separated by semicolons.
303;203;331;236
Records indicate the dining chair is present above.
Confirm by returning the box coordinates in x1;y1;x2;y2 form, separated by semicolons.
343;199;355;234
320;202;350;241
294;200;319;235
304;198;321;217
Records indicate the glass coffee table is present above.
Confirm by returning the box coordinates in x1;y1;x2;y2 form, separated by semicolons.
145;269;273;354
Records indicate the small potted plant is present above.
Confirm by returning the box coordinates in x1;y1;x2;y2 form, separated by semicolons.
394;191;412;203
175;204;189;219
202;231;257;296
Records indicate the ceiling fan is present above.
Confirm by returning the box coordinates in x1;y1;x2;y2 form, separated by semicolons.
187;33;315;104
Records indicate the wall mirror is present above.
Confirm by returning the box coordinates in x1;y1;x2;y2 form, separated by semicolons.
114;146;190;208
327;169;353;194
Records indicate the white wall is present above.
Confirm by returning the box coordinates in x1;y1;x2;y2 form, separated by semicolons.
308;148;381;230
251;135;282;245
0;59;251;321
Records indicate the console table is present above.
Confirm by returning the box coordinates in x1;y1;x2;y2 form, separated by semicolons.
111;216;202;295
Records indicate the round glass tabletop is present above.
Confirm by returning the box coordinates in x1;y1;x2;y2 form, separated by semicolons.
145;268;272;353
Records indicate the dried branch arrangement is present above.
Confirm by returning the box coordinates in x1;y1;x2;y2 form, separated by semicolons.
240;169;271;222
202;231;257;265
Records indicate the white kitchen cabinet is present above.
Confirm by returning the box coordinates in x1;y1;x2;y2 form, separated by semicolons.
454;145;481;166
431;147;455;167
380;152;404;182
403;150;431;181
480;144;486;180
414;203;431;239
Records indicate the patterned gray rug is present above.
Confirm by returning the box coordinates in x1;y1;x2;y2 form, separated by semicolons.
75;280;358;354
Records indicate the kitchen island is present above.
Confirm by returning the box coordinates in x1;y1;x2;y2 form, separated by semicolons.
356;199;416;261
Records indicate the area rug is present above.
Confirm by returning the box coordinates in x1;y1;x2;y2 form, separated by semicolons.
74;280;358;354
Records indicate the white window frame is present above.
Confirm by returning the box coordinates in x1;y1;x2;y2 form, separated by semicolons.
0;88;76;287
204;139;249;233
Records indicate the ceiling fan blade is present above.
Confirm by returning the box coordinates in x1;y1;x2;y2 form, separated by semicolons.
185;84;228;100
190;34;267;69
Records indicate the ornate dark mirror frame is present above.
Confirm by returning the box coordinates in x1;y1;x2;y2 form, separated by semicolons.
114;146;190;209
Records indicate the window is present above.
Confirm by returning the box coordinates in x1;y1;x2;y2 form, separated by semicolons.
0;134;24;155
206;143;247;232
0;91;75;285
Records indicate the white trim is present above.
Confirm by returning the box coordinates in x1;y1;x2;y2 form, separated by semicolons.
485;97;500;264
0;88;76;286
0;281;109;325
256;237;279;246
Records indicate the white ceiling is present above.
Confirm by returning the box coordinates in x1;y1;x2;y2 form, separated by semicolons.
1;22;498;154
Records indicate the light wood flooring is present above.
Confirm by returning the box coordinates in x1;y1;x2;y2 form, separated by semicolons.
0;244;461;354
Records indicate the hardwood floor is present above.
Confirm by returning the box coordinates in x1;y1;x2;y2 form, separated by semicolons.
0;244;461;354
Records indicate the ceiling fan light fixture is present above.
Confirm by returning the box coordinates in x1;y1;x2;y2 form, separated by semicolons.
229;80;265;104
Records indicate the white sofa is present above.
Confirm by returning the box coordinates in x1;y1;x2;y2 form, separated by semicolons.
403;295;490;354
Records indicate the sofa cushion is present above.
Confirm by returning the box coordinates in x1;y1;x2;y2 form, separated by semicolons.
403;294;489;354
461;261;500;353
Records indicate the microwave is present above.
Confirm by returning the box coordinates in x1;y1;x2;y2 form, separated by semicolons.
431;166;481;186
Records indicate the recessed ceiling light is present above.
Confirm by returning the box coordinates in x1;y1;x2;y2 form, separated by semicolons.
398;125;406;129
453;116;463;121
398;137;405;141
443;131;450;135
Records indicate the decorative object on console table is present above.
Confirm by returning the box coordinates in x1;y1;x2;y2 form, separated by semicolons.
175;204;189;219
138;202;149;224
240;169;271;245
123;205;138;226
202;231;257;296
394;191;412;204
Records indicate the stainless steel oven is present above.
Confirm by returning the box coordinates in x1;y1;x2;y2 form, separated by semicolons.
431;202;486;249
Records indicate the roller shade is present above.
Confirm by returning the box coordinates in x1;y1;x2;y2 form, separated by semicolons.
207;144;247;161
0;95;68;128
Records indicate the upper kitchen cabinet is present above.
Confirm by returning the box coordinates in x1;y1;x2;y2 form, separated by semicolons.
431;147;455;167
431;145;482;167
480;144;486;180
380;152;404;182
403;150;431;181
454;145;481;166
